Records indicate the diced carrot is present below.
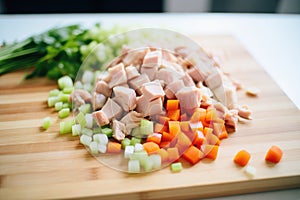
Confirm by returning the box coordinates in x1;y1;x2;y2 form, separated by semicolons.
180;113;188;121
167;147;180;162
159;116;170;125
162;131;173;142
180;121;190;133
166;100;179;111
234;150;251;167
154;123;168;133
218;126;228;140
206;131;220;145
182;145;203;165
167;109;180;121
193;130;205;148
169;121;180;137
202;120;211;128
159;141;170;148
146;133;162;145
203;144;219;160
157;148;169;163
107;142;121;154
265;145;283;163
206;108;217;122
203;127;213;136
143;142;160;154
175;132;192;154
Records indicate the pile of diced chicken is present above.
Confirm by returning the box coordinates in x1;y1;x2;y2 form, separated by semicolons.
72;46;252;142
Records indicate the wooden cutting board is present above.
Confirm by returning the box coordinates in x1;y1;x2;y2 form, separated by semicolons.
0;35;299;200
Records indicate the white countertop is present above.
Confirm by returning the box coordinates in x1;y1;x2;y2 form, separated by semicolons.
0;13;299;199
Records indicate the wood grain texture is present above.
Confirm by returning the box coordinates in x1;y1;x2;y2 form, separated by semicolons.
0;35;299;200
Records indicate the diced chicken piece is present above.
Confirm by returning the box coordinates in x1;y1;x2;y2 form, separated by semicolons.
70;89;92;105
141;80;165;101
140;66;158;81
125;65;140;80
155;68;182;85
205;69;223;90
187;67;205;82
175;87;201;110
123;48;149;66
136;96;164;117
92;111;109;126
96;71;111;83
107;63;127;88
162;49;178;63
224;109;238;132
95;80;112;97
165;80;185;99
213;102;228;119
213;84;237;110
112;119;126;141
93;98;123;126
121;111;143;134
161;60;185;74
113;86;136;112
237;105;252;120
92;92;107;111
142;50;162;68
128;73;150;95
181;73;195;87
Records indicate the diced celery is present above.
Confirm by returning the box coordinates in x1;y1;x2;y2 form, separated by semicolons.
80;134;92;146
170;162;183;173
62;102;72;109
85;113;93;128
93;134;108;145
98;143;107;153
93;127;102;134
124;145;134;159
121;138;131;149
60;119;75;134
58;93;70;103
101;127;113;138
134;143;144;152
49;89;60;97
63;87;74;94
76;112;86;128
55;102;63;111
142;157;154;172
130;137;141;146
48;96;59;107
140;119;153;135
58;108;70;119
89;141;98;155
72;124;81;136
42;117;51;130
128;160;140;173
79;104;91;114
81;127;93;137
131;127;142;138
58;76;73;90
149;154;161;170
129;151;148;166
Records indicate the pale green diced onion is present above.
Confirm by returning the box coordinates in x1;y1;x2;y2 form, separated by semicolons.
58;76;73;90
98;143;107;153
93;133;108;145
85;113;93;128
142;157;154;172
134;143;144;152
55;102;63;111
58;108;70;118
124;145;134;159
80;134;92;146
170;162;182;173
128;160;140;173
89;141;98;155
81;127;93;137
49;89;60;97
72;124;81;136
42;117;51;130
121;138;131;149
149;154;161;170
